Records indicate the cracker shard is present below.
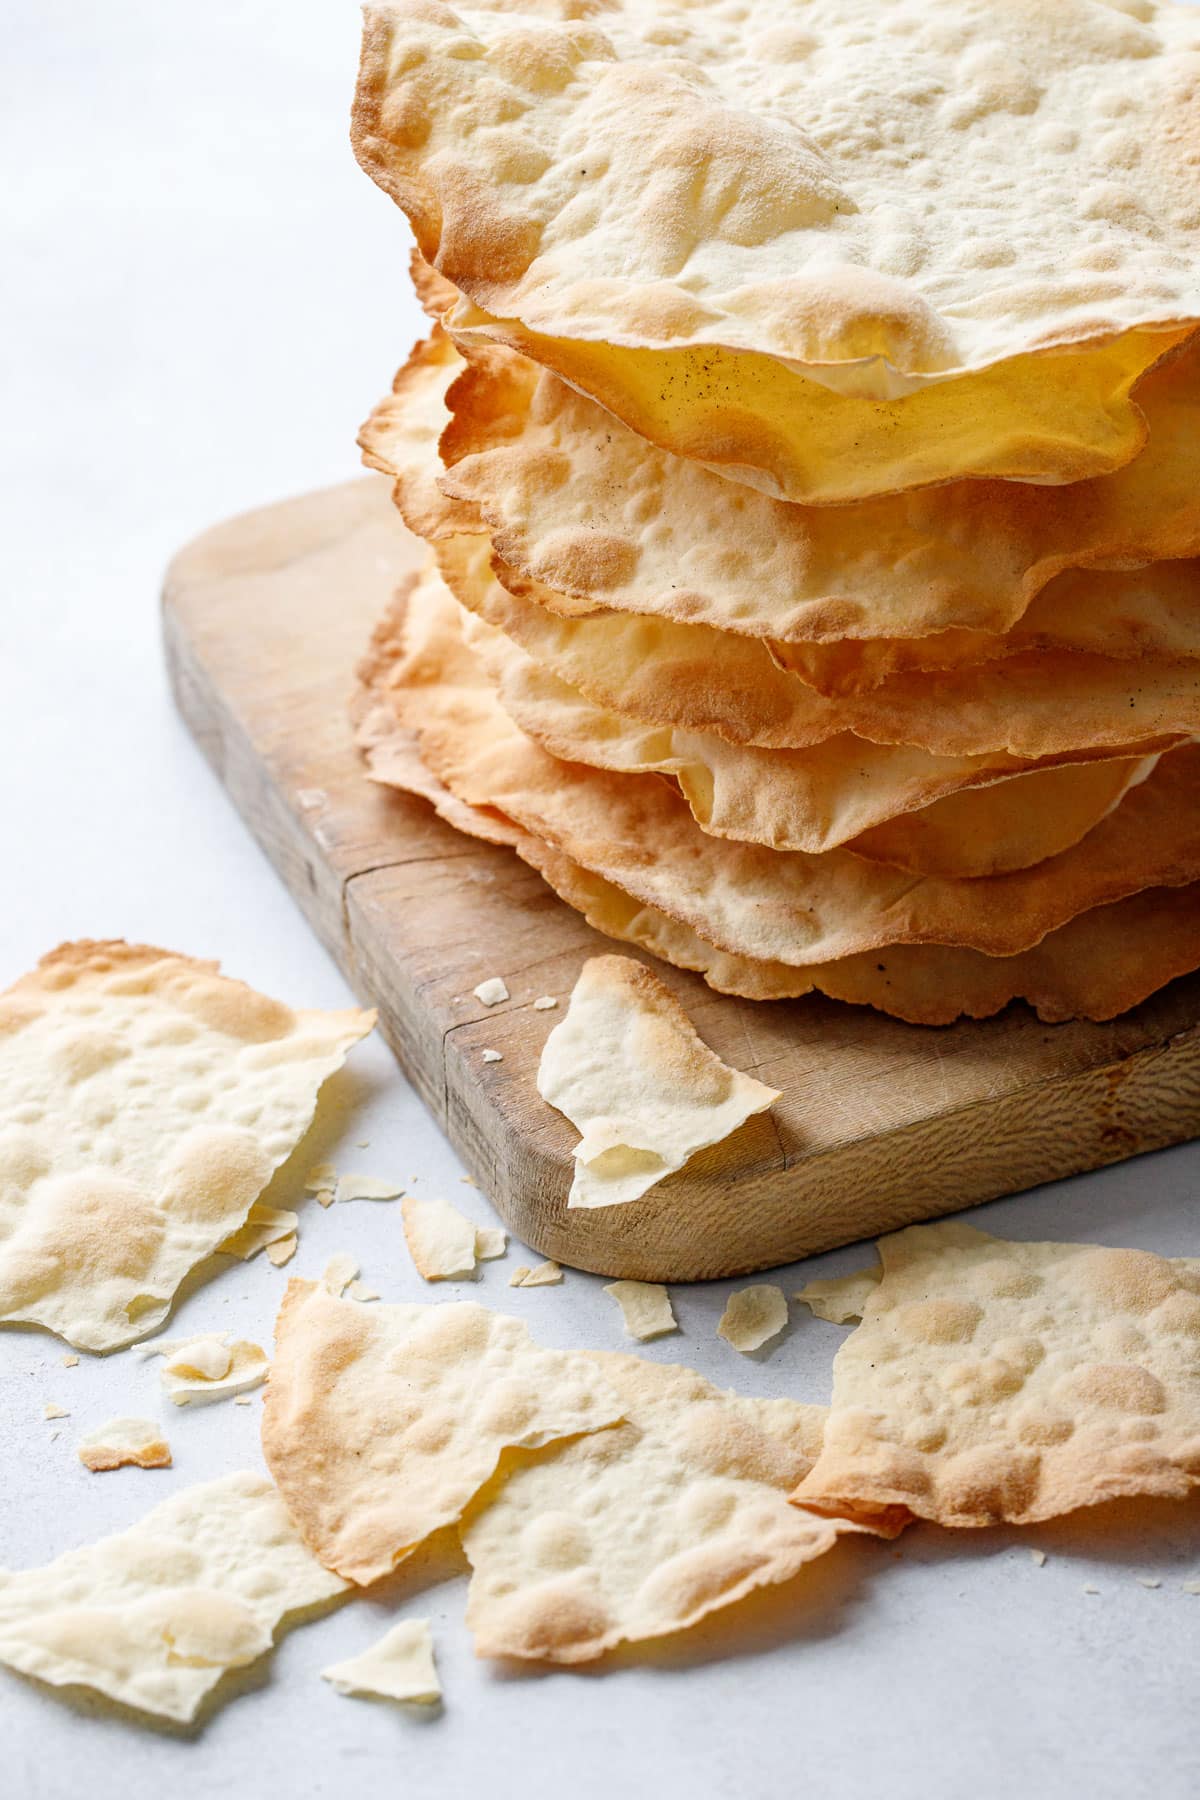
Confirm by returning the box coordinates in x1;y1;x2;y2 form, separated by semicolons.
0;940;374;1352
321;1618;440;1704
604;1281;678;1341
463;1352;864;1663
537;955;778;1209
796;1266;882;1325
718;1286;789;1354
0;1472;347;1723
794;1223;1200;1527
402;1194;481;1280
78;1417;172;1472
262;1281;625;1585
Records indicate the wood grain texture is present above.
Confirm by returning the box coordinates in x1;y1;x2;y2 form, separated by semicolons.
161;476;1200;1281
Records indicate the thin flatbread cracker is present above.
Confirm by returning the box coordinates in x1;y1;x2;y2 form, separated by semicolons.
538;956;778;1209
0;941;373;1351
604;1281;678;1342
354;2;1200;501
718;1286;789;1354
0;1473;347;1723
401;1194;480;1280
77;1417;172;1473
357;712;1200;1023
793;1224;1200;1526
262;1281;624;1583
321;1618;441;1704
462;1353;883;1662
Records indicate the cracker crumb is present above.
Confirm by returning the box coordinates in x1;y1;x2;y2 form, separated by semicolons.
233;1396;253;1407
1181;1579;1200;1595
266;1234;298;1268
473;977;509;1007
533;996;557;1011
61;1355;79;1368
1136;1577;1162;1590
481;1049;504;1064
1030;1548;1047;1567
1082;1584;1101;1595
43;1402;68;1420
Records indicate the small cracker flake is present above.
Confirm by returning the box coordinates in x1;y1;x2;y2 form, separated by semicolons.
78;1417;171;1473
262;1282;624;1584
317;1190;335;1208
604;1281;678;1342
42;1403;68;1421
233;1395;253;1407
537;956;778;1209
1181;1580;1200;1595
157;1335;269;1407
322;1253;359;1297
402;1195;479;1281
335;1173;402;1203
532;996;557;1011
0;941;373;1352
217;1202;299;1260
321;1618;441;1705
266;1233;298;1268
717;1285;789;1354
1083;1584;1101;1596
481;1049;503;1064
511;1261;563;1288
794;1223;1200;1528
462;1352;868;1662
304;1162;337;1192
1030;1549;1047;1568
356;1140;370;1149
346;1280;380;1302
796;1266;882;1325
475;1225;507;1262
0;1472;346;1722
473;978;509;1007
1137;1577;1163;1590
61;1355;78;1369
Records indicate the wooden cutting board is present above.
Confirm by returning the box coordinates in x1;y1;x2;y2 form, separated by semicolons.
161;476;1200;1281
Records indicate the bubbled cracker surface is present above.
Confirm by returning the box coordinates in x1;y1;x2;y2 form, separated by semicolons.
0;941;373;1351
0;1472;347;1722
262;1281;624;1584
794;1223;1200;1526
461;1352;852;1662
537;954;778;1209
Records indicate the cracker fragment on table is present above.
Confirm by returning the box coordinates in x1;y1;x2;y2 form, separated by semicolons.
508;1265;532;1288
604;1280;678;1342
510;1260;562;1289
78;1416;172;1472
481;1049;503;1064
475;1225;506;1262
43;1402;68;1421
533;996;557;1011
217;1202;299;1260
0;1472;346;1722
796;1266;882;1325
267;1233;298;1268
402;1195;480;1281
321;1619;441;1704
1030;1549;1047;1568
322;1253;359;1297
335;1173;402;1203
463;1352;878;1663
538;955;778;1209
61;1355;79;1368
0;940;373;1351
718;1286;789;1354
794;1223;1200;1527
473;978;509;1007
304;1162;337;1193
262;1282;623;1584
152;1334;269;1407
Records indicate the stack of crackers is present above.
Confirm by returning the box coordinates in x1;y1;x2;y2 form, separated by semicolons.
350;0;1200;1025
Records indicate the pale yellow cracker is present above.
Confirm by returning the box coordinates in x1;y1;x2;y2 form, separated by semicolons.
0;1472;346;1723
796;1268;882;1326
77;1417;172;1473
604;1281;678;1342
267;1233;298;1268
0;941;373;1351
321;1618;440;1704
718;1287;789;1355
335;1173;402;1203
401;1194;480;1281
473;977;509;1006
263;1281;623;1584
147;1333;269;1407
794;1223;1200;1526
217;1202;299;1260
463;1353;865;1662
510;1261;563;1289
538;956;778;1209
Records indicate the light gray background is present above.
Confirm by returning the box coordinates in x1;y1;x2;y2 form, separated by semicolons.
2;6;1197;1797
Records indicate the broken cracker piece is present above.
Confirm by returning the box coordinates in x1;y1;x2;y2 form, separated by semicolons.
718;1286;789;1354
266;1233;298;1268
61;1355;79;1369
473;978;509;1006
262;1281;623;1584
322;1253;358;1297
508;1266;532;1287
402;1195;479;1281
537;956;778;1209
475;1225;506;1262
796;1265;882;1325
78;1417;171;1472
510;1262;563;1288
321;1618;440;1704
346;1280;380;1302
0;940;373;1351
43;1403;68;1421
335;1173;402;1203
463;1352;872;1662
1030;1549;1047;1568
532;996;557;1011
481;1049;503;1064
158;1335;269;1407
0;1472;346;1722
217;1202;299;1260
604;1281;678;1342
794;1223;1200;1527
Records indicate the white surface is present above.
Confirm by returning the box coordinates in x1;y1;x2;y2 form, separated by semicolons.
1;6;1197;1797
